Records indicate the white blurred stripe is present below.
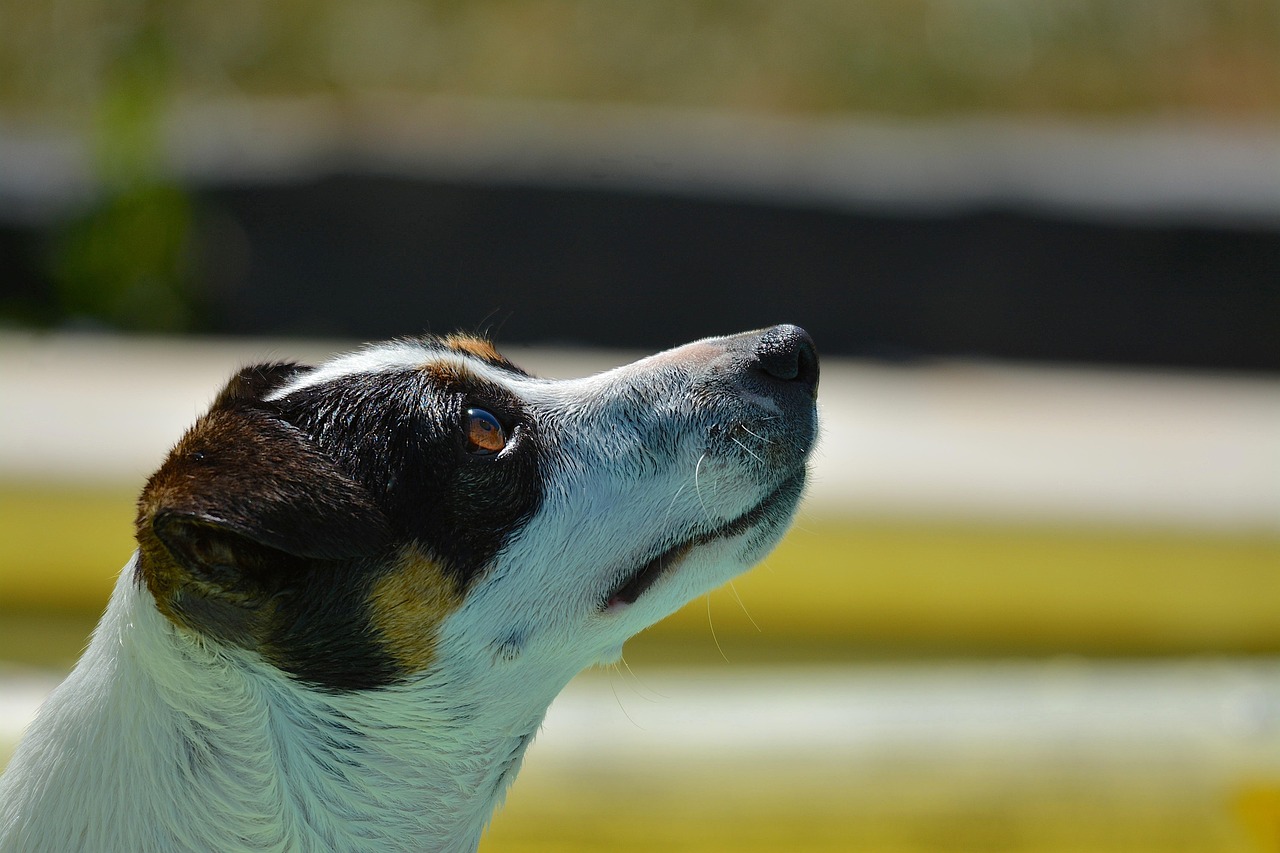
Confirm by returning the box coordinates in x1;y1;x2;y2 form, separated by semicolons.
536;662;1280;766
808;359;1280;531
1;333;1278;530
6;100;1280;225
7;663;1278;771
0;669;61;751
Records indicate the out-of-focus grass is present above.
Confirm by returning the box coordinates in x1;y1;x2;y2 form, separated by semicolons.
0;485;138;613
686;517;1280;658
3;483;1279;665
483;760;1261;853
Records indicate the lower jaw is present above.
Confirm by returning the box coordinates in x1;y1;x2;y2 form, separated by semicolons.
602;469;806;612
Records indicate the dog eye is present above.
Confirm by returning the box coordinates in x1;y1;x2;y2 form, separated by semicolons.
465;408;506;455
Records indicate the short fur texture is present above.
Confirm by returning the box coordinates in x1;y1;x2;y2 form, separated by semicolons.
0;326;819;852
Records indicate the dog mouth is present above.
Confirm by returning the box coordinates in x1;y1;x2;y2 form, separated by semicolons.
602;471;805;611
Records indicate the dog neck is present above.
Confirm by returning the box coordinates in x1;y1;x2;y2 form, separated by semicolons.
0;555;562;853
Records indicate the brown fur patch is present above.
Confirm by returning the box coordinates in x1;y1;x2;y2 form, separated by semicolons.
419;359;473;386
441;334;528;376
135;423;229;629
135;513;188;625
134;385;397;685
367;545;465;674
136;529;281;650
443;334;504;364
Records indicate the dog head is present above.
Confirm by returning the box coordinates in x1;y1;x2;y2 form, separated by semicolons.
134;326;819;691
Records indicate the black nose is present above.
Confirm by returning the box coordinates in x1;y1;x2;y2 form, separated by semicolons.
750;324;819;396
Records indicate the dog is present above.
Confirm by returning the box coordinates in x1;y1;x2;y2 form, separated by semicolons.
0;325;818;852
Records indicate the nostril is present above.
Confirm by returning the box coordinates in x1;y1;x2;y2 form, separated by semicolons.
752;324;819;391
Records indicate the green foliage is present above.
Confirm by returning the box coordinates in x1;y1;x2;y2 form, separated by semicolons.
47;8;200;332
51;183;196;332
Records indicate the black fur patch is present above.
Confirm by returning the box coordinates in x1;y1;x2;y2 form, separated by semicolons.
272;364;543;587
136;340;543;691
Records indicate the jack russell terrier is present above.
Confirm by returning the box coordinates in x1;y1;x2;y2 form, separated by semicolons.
0;325;818;852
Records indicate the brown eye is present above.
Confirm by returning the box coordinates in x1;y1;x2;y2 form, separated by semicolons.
465;408;506;455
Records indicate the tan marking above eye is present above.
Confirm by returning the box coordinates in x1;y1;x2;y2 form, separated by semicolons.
466;408;506;455
443;334;504;364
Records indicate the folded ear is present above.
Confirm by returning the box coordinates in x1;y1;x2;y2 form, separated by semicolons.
150;512;308;602
137;401;393;613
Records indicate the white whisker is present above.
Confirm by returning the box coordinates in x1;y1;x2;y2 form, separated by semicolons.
727;580;762;632
607;666;646;731
661;481;690;531
613;655;669;703
731;435;765;464
706;594;730;663
693;451;715;522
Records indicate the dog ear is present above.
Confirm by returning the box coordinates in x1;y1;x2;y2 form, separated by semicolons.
150;512;307;597
138;401;393;600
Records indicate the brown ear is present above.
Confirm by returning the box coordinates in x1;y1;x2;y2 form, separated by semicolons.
138;403;393;598
150;512;308;599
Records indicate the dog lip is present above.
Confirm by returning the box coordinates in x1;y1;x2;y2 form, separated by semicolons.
603;540;694;611
602;471;804;611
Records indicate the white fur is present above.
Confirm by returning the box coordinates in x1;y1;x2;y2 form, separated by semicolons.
0;332;814;852
265;339;442;401
0;557;563;853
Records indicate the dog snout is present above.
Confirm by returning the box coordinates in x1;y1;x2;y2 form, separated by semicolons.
628;324;819;417
715;324;819;411
746;324;819;397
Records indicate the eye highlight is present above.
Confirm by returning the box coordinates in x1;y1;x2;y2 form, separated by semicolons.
465;408;507;455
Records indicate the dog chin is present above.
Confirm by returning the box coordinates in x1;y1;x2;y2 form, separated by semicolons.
593;643;626;666
598;467;806;636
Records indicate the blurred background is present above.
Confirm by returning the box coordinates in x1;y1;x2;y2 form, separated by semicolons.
2;1;1279;850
